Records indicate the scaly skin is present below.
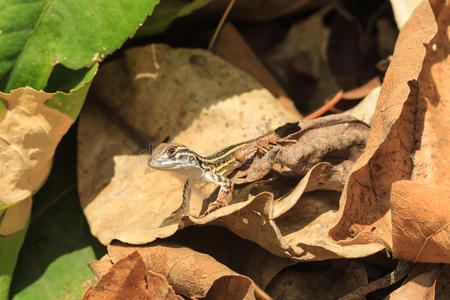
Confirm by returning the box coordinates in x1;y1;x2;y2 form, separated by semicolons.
148;133;294;217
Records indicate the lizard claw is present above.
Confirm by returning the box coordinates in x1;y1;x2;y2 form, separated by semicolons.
202;193;231;216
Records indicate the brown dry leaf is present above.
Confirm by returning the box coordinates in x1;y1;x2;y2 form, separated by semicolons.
342;77;381;100
266;261;367;300
391;181;450;263
435;265;450;299
78;43;298;245
329;0;450;263
344;87;381;125
107;242;268;300
0;87;73;206
386;264;439;300
83;251;182;300
231;114;369;185
263;6;340;113
164;226;295;289
0;197;32;236
88;254;113;279
78;42;380;260
212;23;301;118
182;163;382;261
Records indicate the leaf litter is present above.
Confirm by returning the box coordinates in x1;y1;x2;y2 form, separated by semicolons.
80;0;450;298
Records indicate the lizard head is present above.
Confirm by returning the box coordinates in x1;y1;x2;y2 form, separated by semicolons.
148;143;200;171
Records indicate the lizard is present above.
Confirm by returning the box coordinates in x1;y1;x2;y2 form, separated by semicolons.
148;132;295;218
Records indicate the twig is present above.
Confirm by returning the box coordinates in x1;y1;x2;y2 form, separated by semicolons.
338;260;413;300
208;0;237;51
31;185;75;223
304;91;344;120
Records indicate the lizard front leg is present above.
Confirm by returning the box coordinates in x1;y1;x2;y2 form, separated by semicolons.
168;177;192;219
202;172;233;215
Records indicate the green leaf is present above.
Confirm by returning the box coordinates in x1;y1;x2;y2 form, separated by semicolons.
0;0;159;92
0;226;28;300
46;64;98;120
10;126;104;300
136;0;212;37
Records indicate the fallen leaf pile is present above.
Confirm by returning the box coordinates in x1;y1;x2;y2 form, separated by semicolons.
76;1;450;298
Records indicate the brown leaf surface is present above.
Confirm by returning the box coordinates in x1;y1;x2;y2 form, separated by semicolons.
263;6;340;113
391;181;450;263
78;43;382;260
213;23;300;117
386;264;439;300
164;226;295;289
329;0;450;263
0;196;32;236
83;251;182;300
107;242;267;300
0;87;73;206
266;261;367;300
78;44;298;246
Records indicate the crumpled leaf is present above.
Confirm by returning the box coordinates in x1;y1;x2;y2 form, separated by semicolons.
263;6;340;112
79;43;382;260
164;226;295;289
83;251;182;300
390;0;422;29
386;264;439;300
78;44;298;245
344;86;381;125
0;197;31;236
266;261;367;299
231;114;369;185
329;0;450;263
0;70;94;207
212;23;301;117
105;242;268;299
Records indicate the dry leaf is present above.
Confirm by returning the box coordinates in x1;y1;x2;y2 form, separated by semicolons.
0;197;32;236
390;0;422;29
0;88;73;206
391;181;450;263
263;6;340;112
341;77;381;100
386;264;439;300
78;44;298;246
83;251;182;300
78;43;380;260
181;164;382;261
213;23;300;117
344;87;381;125
164;226;295;289
107;242;267;300
88;254;113;279
329;0;450;263
266;261;367;300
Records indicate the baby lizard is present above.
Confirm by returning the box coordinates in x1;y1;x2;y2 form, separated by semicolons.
148;133;294;218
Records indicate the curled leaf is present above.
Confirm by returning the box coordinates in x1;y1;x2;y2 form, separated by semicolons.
107;242;266;299
329;0;450;263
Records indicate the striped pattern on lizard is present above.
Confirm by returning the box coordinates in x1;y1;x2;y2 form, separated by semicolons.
148;132;294;218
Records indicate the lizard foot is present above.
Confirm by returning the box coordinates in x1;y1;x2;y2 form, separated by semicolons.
167;205;188;220
203;192;231;216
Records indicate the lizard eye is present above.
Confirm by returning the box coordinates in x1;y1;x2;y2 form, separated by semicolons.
167;147;176;155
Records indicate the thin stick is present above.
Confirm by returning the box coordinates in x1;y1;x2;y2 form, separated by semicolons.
338;260;413;300
208;0;237;51
304;91;344;120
